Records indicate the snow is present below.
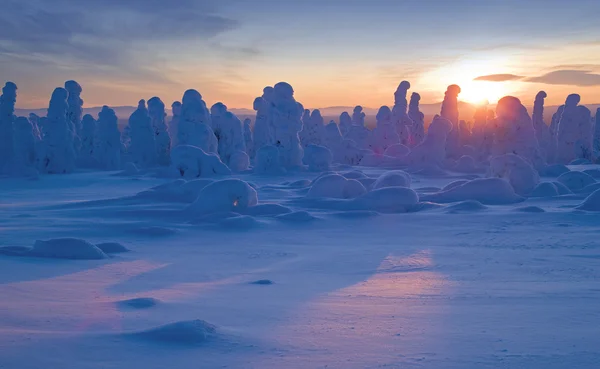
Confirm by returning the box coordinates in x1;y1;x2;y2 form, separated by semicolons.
126;100;157;168
0;82;17;174
303;144;333;171
408;92;425;146
372;170;412;189
408;115;452;167
130;320;217;345
307;174;367;199
254;144;284;174
300;109;325;147
488;154;540;196
169;145;231;179
177;90;217;154
556;170;596;191
148;97;171;166
95;106;122;170
421;178;524;205
576;188;600;211
188;178;258;215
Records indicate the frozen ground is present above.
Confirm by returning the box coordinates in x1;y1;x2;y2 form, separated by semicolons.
1;167;600;369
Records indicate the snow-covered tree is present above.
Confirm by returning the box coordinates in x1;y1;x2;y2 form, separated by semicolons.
532;91;551;159
339;112;352;137
324;120;343;151
300;109;326;147
471;102;488;153
442;84;461;158
148;97;171;166
391;81;412;145
95;106;122;170
243;118;254;159
270;82;304;168
408;115;453;167
370;106;400;154
38;87;76;174
178;89;217;154
78;114;97;167
28;113;41;141
13;116;38;174
169;101;182;147
594;108;600;158
253;90;273;152
127;99;157;168
556;94;593;163
0;82;17;173
352;106;366;127
211;103;246;166
408;92;425;146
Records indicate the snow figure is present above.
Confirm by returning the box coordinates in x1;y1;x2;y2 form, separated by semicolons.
339;112;352;137
594;108;600;158
303;144;333;171
95;106;122;170
391;81;413;145
177;89;217;154
169;101;182;147
169;145;231;179
442;85;462;159
243;118;254;159
148;97;171;166
532;91;551;159
126;100;157;168
300;109;326;147
38;88;76;174
270;82;304;169
0;82;17;173
369;106;400;154
324;120;343;150
213;103;246;166
352;106;366;127
65;80;83;137
556;94;594;164
492;96;543;168
408;92;425;146
13;116;38;174
408;115;453;167
78;114;97;167
252;89;273;151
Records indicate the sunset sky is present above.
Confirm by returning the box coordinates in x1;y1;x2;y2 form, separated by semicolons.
2;0;600;109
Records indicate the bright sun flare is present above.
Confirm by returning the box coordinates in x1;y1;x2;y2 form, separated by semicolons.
458;80;509;105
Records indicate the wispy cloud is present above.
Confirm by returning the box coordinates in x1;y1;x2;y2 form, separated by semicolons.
474;74;524;82
526;70;600;86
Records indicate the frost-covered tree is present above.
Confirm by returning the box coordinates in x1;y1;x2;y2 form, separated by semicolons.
594;108;600;158
13;116;38;174
78;114;97;167
459;120;471;148
65;80;83;136
408;92;425;146
38;88;76;174
243;118;254;159
370;106;400;154
0;82;17;173
391;81;412;145
408;115;453;167
148;97;171;166
556;94;594;163
352;106;366;127
442;84;461;158
178;90;217;154
324;120;343;150
95;106;122;170
28;113;41;141
471;102;488;152
270;82;304;168
211;103;246;166
253;89;274;152
127;99;157;168
339;112;352;137
169;101;182;147
300;109;326;147
532;91;551;159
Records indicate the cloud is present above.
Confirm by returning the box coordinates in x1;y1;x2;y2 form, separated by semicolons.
473;74;524;82
526;70;600;86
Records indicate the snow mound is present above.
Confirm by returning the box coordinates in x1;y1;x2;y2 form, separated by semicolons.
421;178;524;205
489;154;539;195
255;145;284;174
540;164;570;177
372;170;411;189
351;187;419;213
454;155;478;173
530;182;560;198
583;169;600;179
245;203;292;217
384;144;410;158
307;174;367;199
552;181;572;195
228;150;250;172
341;170;367;179
117;297;159;309
31;238;108;260
218;215;262;229
188;179;258;215
557;171;596;191
130;320;217;345
515;206;546;213
276;211;317;222
445;200;488;213
303;144;333;171
576;189;600;211
170;145;231;179
442;180;469;191
579;182;600;195
96;242;129;254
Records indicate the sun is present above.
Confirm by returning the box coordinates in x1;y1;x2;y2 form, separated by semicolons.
459;80;508;105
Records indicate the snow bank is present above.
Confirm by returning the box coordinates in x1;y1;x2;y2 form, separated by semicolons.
351;187;419;213
372;170;411;189
188;179;258;214
276;211;317;222
576;189;600;211
130;320;216;345
307;174;367;199
557;171;596;191
170;145;230;179
303;144;332;171
488;154;540;195
421;178;524;205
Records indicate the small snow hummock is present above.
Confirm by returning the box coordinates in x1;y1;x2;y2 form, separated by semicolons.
351;187;419;213
488;154;540;196
148;97;171;166
188;179;258;215
95;106;122;170
576;189;600;211
556;171;596;192
530;182;561;198
372;170;412;189
303;144;333;171
421;178;524;205
126;100;157;168
37;87;77;174
308;174;367;199
129;320;217;345
0;82;17;173
32;238;108;260
177;89;217;154
170;145;231;179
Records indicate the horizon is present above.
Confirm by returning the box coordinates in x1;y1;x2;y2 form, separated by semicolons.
3;0;600;109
